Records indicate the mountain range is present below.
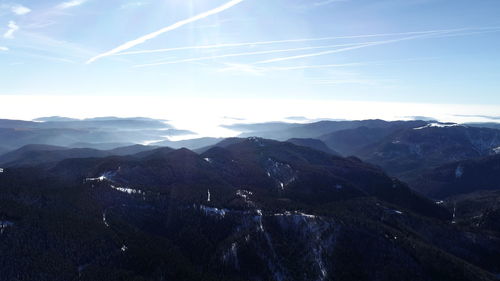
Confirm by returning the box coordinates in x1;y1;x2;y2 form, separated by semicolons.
1;117;500;280
0;117;194;151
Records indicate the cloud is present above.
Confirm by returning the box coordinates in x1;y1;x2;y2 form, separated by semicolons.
223;116;246;121
3;21;19;39
403;116;438;121
11;5;31;15
86;0;245;64
454;114;500;120
56;0;88;9
0;46;9;51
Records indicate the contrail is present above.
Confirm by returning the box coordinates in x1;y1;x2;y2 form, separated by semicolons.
114;28;472;57
132;27;500;68
86;0;245;64
255;31;453;64
217;62;362;74
133;42;370;68
253;27;500;65
271;62;363;71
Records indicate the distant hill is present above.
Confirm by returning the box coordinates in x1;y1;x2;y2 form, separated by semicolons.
68;142;136;150
227;119;425;141
0;146;11;156
0;145;108;167
0;144;160;167
0;116;193;150
152;137;223;150
107;144;159;156
357;125;500;179
286;138;339;155
318;121;427;156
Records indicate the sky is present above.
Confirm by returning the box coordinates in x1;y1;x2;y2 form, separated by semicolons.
0;0;500;136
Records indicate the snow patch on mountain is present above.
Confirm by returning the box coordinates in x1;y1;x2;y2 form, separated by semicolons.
236;189;255;206
222;242;240;269
264;158;297;190
0;220;14;234
110;185;144;195
199;205;228;218
455;165;464;179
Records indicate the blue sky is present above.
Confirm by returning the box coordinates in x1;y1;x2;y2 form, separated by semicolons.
0;0;499;118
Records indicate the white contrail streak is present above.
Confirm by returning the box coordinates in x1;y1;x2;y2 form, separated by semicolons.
217;62;362;74
114;28;472;57
133;42;370;67
271;62;363;71
133;27;500;68
86;0;245;64
255;32;451;64
254;27;500;65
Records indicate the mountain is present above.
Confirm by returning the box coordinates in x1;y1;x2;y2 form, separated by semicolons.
0;117;172;130
0;144;160;168
227;119;427;141
68;142;136;150
0;126;171;150
318;121;427;156
0;137;498;280
0;117;193;150
195;136;339;155
356;124;500;179
444;190;500;234
107;144;159;156
286;138;339;155
194;137;249;153
0;119;39;128
466;122;500;130
0;145;109;167
36;116;172;130
0;146;12;156
152;137;223;150
228;121;500;186
129;146;175;159
200;138;447;218
409;154;500;199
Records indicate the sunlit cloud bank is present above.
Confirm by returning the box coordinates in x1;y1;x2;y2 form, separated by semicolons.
1;95;499;139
